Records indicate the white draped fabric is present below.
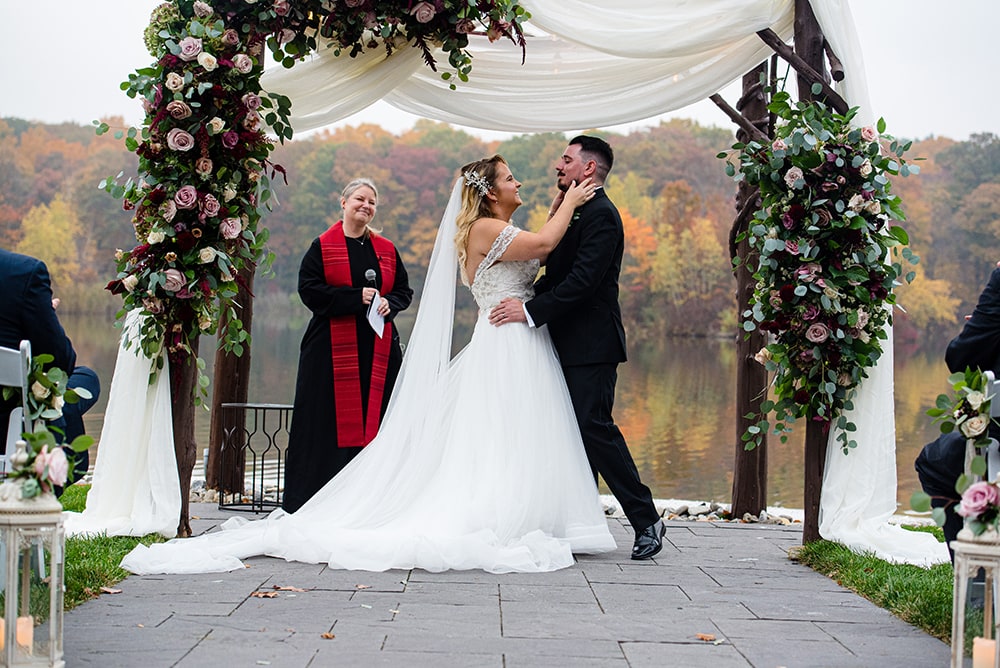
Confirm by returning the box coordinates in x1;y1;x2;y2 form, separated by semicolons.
63;312;180;539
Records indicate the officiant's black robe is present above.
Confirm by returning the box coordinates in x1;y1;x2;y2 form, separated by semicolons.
282;236;412;513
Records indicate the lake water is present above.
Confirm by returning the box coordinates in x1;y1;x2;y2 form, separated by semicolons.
60;309;949;511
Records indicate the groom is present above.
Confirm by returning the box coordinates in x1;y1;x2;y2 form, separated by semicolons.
489;135;664;560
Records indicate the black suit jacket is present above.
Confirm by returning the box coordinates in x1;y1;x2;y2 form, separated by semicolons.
526;189;627;366
0;249;77;436
946;266;1000;378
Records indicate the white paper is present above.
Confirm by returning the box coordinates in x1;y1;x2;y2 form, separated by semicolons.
367;291;385;338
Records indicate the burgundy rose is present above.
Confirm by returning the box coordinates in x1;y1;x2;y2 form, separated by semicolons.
787;204;806;222
175;231;197;251
801;304;820;321
221;131;240;149
793;389;811;404
779;284;796;303
273;0;290;15
174;185;198;209
780;211;796;230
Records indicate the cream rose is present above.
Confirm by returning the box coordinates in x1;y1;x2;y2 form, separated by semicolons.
165;72;185;92
207;117;226;134
223;186;237;202
147;230;166;244
848;194;866;212
193;0;213;18
123;275;139;292
961;415;989;438
31;381;51;401
197;51;218;72
199;247;217;263
858;158;873;177
968;391;986;411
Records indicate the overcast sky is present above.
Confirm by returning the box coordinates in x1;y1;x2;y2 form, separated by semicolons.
1;1;994;142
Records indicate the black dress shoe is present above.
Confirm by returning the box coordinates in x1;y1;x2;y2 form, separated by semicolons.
631;519;665;560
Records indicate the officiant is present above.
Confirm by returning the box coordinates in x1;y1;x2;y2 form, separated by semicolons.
282;178;413;513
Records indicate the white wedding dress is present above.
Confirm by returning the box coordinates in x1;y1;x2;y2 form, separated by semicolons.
121;181;616;575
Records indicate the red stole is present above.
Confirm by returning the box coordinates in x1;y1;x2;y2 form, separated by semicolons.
319;221;397;447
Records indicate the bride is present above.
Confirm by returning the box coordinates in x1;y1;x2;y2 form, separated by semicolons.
121;156;617;574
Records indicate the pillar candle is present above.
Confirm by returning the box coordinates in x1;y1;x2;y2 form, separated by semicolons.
974;636;997;668
0;616;35;651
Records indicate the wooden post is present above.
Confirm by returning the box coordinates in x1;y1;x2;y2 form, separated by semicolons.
207;266;256;494
730;63;771;519
794;0;829;544
169;336;200;538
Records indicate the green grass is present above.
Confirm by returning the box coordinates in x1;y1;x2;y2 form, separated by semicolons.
59;485;165;611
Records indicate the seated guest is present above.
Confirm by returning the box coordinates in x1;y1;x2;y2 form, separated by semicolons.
0;248;100;486
916;262;1000;560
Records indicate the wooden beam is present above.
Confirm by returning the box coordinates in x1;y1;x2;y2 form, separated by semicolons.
756;28;849;114
824;39;845;82
710;94;769;145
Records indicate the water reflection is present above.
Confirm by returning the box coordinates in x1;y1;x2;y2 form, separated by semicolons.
60;311;951;510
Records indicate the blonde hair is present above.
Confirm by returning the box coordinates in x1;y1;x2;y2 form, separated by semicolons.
341;177;382;234
454;155;506;276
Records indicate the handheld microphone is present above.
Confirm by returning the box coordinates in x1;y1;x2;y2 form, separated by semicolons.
364;269;378;287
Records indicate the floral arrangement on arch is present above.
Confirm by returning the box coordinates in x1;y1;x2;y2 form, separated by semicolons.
320;0;529;88
99;0;529;380
1;355;94;498
723;90;919;454
913;367;1000;536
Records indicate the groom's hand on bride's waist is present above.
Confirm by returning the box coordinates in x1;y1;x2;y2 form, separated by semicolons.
489;298;526;327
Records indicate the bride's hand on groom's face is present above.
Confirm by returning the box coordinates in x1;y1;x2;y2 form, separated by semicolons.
489;297;525;327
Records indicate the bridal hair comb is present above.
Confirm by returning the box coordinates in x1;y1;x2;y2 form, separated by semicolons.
463;169;491;197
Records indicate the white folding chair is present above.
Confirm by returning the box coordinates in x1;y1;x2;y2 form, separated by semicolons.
0;340;31;474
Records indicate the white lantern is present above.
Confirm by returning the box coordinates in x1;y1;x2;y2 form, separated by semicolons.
951;530;1000;668
0;475;65;667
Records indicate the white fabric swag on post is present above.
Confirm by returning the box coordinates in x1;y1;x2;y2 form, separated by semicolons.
253;0;942;567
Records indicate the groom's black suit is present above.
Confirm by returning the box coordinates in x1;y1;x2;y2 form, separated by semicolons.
526;189;660;533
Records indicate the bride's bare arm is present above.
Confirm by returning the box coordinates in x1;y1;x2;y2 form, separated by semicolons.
493;178;595;262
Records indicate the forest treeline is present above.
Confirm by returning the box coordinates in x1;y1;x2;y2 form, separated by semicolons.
2;115;996;342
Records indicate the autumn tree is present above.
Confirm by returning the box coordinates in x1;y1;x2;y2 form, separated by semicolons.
16;195;82;292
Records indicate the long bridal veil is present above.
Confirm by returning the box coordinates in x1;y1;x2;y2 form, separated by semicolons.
63;311;180;538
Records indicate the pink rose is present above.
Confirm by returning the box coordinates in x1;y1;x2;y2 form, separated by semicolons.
273;0;290;16
861;126;878;142
163;268;185;292
195;157;213;177
784;167;804;189
232;53;254;74
143;296;164;315
242;93;261;111
784;239;799;254
201;194;221;217
222;29;240;47
193;1;213;18
345;0;365;6
34;445;69;488
805;323;830;344
174;185;198;209
166;100;192;119
159;199;177;222
410;1;436;23
455;18;476;34
771;138;787;152
242;111;261;131
178;36;203;62
220;217;242;239
959;481;1000;518
166;128;195;152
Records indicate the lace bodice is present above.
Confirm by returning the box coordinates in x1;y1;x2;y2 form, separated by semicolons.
469;225;539;311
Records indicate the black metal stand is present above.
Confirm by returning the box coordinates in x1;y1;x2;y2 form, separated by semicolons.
218;403;290;512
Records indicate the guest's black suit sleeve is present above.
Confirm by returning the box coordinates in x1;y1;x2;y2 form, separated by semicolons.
0;251;76;372
946;266;1000;376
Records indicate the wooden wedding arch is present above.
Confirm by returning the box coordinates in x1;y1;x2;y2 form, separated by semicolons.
138;0;857;543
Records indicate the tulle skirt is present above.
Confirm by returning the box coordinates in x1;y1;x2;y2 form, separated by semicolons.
122;314;615;574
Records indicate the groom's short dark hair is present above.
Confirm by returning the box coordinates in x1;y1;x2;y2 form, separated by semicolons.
569;135;613;181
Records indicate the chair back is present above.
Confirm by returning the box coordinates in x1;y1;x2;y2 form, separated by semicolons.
0;340;31;475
